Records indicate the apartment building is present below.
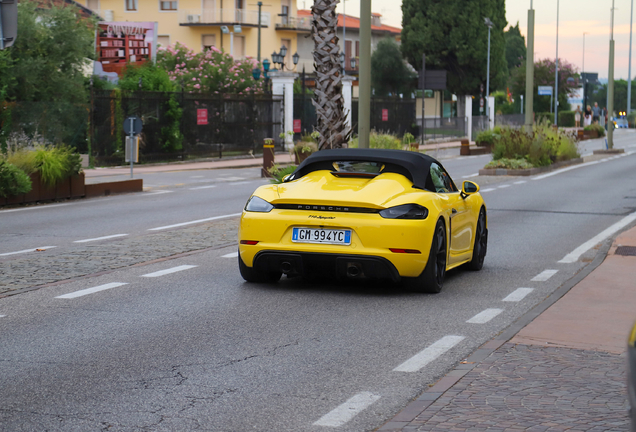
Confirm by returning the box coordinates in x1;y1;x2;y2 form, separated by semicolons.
81;0;309;65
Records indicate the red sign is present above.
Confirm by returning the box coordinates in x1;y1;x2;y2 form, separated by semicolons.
382;109;388;121
197;109;208;125
293;119;301;133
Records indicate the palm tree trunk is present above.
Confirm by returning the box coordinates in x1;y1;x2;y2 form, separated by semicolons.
311;0;350;149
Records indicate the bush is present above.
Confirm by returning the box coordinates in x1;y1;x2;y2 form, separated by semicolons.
558;111;575;127
349;131;402;149
490;122;579;168
475;126;501;146
484;158;534;170
0;160;32;197
584;123;605;137
535;112;553;126
268;164;297;184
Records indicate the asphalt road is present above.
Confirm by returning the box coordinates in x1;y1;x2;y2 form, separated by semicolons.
1;131;635;431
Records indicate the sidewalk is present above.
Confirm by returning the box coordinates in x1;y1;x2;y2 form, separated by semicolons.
83;141;468;180
379;226;636;431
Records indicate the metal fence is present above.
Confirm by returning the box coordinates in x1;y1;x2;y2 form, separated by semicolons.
471;115;489;138
495;114;525;127
91;90;282;165
293;96;418;139
1;100;89;152
420;117;467;141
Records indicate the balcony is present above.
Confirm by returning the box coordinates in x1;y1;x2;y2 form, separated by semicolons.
179;9;271;27
275;15;311;32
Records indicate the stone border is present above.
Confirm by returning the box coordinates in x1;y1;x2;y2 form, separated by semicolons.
478;157;583;176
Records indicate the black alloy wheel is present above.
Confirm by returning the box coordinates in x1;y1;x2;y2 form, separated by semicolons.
468;208;487;271
403;219;447;294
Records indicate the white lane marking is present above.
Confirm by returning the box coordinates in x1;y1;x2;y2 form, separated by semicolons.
503;288;534;302
0;203;72;213
148;213;242;231
0;315;5;318
221;176;245;181
0;246;57;257
531;160;600;180
313;392;381;427
514;180;527;185
461;173;479;179
56;282;128;299
222;252;238;258
189;185;218;190
531;269;558;282
559;210;636;263
141;265;197;278
190;175;205;178
480;188;496;193
466;308;503;324
144;190;173;195
228;181;250;186
74;234;128;243
497;184;510;189
393;335;465;373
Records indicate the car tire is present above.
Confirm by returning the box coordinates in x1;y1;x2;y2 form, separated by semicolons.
238;253;282;283
403;219;446;294
467;208;488;271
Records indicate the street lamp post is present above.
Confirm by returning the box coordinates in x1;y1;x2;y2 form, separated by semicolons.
608;0;616;149
525;0;535;126
484;17;493;129
554;0;560;126
629;0;634;114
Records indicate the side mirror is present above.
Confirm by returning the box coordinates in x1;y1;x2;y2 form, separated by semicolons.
461;181;479;198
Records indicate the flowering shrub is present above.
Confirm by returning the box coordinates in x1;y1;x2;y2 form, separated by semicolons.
157;42;265;95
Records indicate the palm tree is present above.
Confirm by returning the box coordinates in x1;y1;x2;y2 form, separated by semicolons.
311;0;350;149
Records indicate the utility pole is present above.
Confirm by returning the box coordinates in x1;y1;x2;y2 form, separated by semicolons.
358;0;371;148
629;0;634;114
484;18;493;129
554;0;560;126
525;0;535;126
608;0;616;149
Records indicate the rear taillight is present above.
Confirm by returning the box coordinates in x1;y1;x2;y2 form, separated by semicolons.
389;248;421;254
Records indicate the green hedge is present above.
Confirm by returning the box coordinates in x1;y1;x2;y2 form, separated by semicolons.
535;112;553;126
0;160;32;198
558;111;575;127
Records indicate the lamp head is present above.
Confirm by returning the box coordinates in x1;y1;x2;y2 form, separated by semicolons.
252;67;261;80
350;56;357;69
292;52;299;65
263;58;270;71
280;45;288;58
484;17;494;28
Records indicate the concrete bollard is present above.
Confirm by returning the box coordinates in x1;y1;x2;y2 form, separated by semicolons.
460;139;471;156
262;139;275;177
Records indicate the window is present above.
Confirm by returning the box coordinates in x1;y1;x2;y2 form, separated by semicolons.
234;35;245;58
157;35;170;48
281;0;289;25
87;0;99;10
160;0;177;10
429;163;456;193
202;35;216;51
125;0;137;11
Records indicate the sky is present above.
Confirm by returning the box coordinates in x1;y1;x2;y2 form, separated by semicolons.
296;0;636;80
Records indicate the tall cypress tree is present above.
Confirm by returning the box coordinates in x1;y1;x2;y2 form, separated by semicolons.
401;0;508;97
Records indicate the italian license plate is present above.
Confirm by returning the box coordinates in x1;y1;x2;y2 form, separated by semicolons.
292;227;351;245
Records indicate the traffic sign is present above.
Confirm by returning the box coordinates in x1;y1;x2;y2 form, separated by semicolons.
538;86;553;96
123;116;143;135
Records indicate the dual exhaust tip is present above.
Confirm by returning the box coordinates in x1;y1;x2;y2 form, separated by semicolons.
279;261;362;278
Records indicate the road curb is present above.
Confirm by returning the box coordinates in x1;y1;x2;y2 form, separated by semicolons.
377;236;616;431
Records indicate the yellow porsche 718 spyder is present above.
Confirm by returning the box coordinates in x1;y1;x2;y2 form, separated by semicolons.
238;148;487;293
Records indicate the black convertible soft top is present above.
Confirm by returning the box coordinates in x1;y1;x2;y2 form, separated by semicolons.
286;148;441;191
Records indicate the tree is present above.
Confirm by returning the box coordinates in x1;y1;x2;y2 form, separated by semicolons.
311;0;349;149
0;2;96;103
504;22;526;72
400;0;508;97
510;58;578;113
371;37;416;97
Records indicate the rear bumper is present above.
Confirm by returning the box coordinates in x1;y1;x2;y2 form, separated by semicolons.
252;250;401;282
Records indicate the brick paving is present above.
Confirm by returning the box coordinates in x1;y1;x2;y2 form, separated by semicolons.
399;343;628;432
